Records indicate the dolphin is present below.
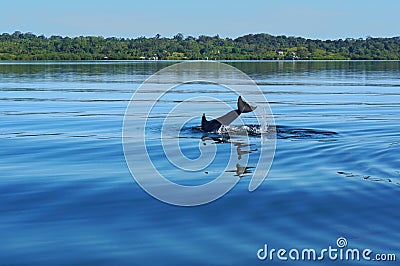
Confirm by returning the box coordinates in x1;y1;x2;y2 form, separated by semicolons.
201;96;257;132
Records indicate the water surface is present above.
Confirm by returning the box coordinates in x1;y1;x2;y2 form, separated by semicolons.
0;61;399;265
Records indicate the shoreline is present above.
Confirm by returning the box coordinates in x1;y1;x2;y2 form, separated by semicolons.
1;59;399;64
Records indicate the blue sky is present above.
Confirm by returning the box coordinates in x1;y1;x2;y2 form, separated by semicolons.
1;0;399;39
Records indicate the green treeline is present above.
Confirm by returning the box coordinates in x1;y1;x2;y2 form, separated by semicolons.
0;31;399;60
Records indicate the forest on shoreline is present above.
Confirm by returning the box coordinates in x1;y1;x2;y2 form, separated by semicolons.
0;31;399;60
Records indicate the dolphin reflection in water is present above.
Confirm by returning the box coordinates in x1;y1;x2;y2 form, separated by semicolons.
225;163;255;178
201;96;257;132
201;137;256;177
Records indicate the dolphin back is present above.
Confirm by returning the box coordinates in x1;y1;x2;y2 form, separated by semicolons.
201;113;222;132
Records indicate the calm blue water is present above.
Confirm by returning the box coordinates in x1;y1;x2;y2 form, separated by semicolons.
0;61;399;265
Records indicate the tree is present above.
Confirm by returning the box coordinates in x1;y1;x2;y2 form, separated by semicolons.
0;31;398;60
173;33;184;41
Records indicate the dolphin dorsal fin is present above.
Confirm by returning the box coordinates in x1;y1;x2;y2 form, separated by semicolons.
201;113;207;127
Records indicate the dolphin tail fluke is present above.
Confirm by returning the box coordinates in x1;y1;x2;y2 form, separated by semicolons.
237;96;257;113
